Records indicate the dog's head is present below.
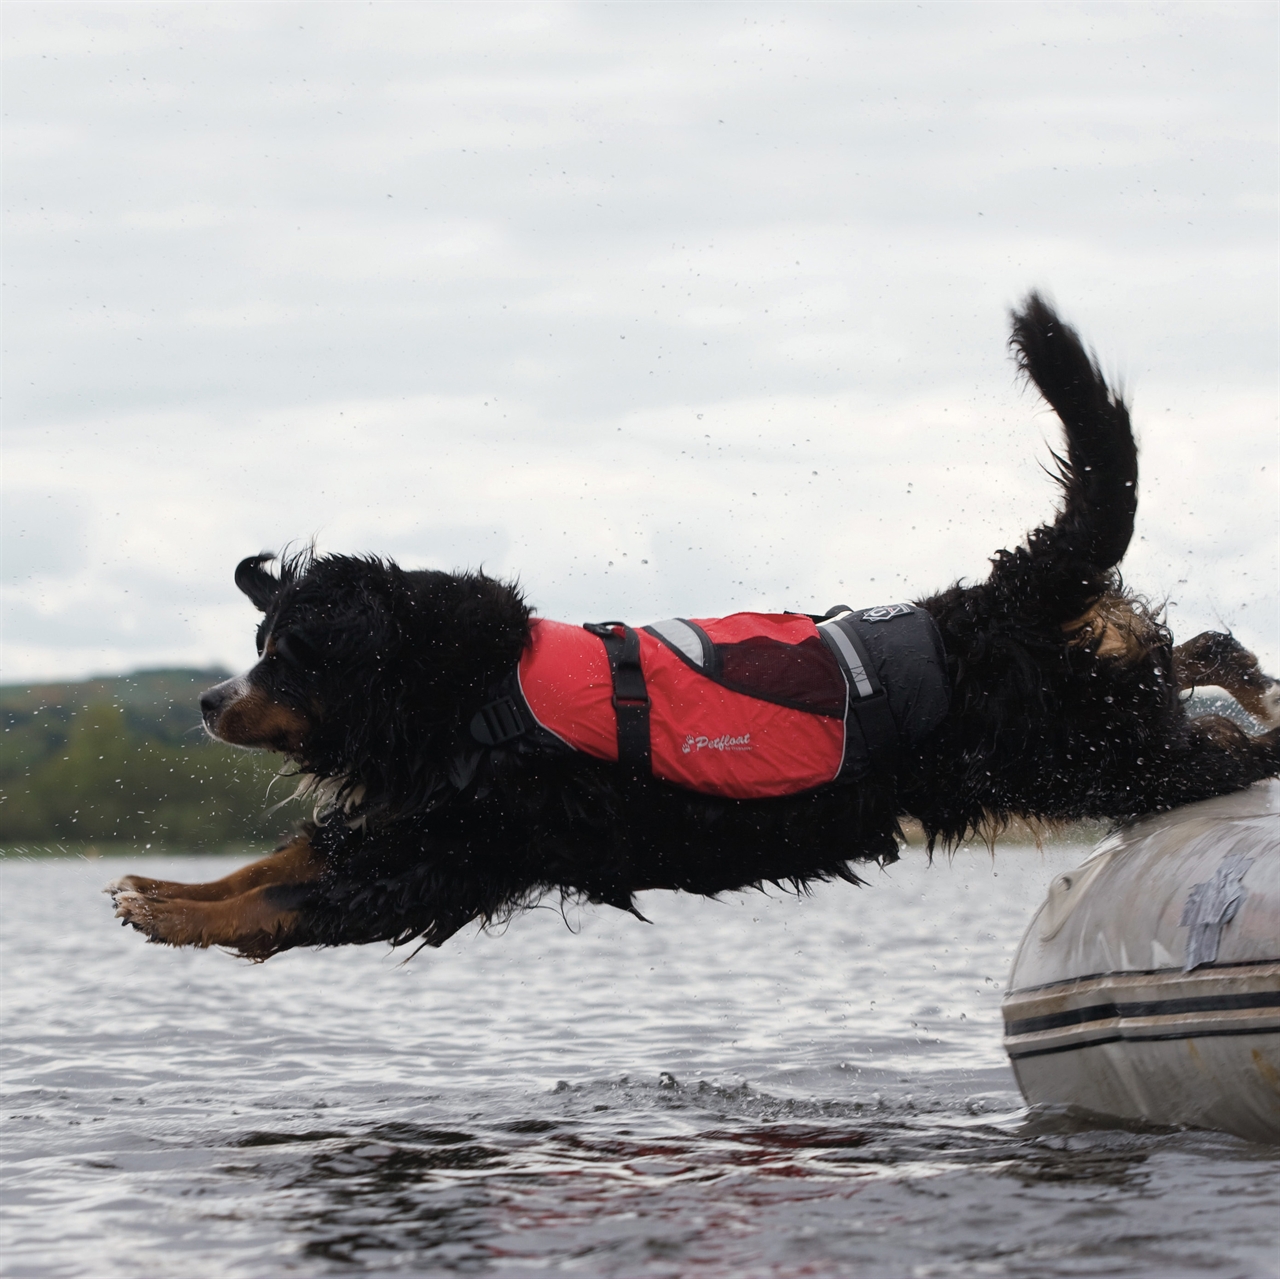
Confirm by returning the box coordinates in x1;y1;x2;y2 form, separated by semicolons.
200;550;530;811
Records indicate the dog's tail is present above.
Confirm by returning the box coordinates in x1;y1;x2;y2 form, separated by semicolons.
997;293;1138;622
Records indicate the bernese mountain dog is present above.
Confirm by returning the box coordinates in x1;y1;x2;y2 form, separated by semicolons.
109;294;1280;959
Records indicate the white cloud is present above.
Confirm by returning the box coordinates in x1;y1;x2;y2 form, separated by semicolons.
2;0;1276;682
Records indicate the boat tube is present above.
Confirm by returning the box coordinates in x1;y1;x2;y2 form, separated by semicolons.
1003;779;1280;1142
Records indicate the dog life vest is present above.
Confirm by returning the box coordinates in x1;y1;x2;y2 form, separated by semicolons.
469;605;951;800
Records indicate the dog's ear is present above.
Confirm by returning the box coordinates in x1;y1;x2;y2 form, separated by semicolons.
235;554;283;612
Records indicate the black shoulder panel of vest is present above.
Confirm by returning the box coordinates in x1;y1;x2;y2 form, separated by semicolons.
845;604;950;769
817;603;950;778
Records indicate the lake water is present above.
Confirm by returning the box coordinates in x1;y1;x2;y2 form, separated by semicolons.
2;848;1277;1278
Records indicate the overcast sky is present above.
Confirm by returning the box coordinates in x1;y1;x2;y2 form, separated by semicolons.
4;1;1277;684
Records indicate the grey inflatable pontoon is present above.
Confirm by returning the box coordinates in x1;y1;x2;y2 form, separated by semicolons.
1003;780;1280;1143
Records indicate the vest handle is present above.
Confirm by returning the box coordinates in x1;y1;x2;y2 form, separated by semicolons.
584;622;652;772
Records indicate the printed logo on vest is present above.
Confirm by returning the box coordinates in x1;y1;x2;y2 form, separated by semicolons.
682;733;752;754
861;603;912;623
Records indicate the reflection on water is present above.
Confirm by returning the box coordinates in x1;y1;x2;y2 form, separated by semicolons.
2;851;1277;1277
166;1084;1253;1275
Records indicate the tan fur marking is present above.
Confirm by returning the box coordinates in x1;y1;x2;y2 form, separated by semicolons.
1231;684;1280;727
112;833;321;903
1205;681;1278;725
114;886;299;958
972;811;1069;852
1062;594;1154;663
214;686;309;751
1174;632;1280;727
1192;715;1249;747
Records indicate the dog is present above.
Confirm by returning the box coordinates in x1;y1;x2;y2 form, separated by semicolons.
110;294;1280;960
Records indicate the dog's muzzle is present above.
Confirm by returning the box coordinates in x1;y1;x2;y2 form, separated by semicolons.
200;675;249;733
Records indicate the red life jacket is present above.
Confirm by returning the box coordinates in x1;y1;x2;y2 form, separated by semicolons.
469;606;951;800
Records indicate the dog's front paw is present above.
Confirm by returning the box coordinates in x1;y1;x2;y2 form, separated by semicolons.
105;875;160;900
113;890;201;947
111;886;296;957
113;889;164;941
113;888;157;937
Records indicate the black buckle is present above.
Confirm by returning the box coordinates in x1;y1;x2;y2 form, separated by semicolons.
469;696;529;747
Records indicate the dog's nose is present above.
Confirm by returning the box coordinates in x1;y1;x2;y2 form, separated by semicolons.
199;687;223;727
200;678;241;728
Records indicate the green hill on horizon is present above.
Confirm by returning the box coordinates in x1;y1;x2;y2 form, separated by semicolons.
0;667;1259;853
1;667;292;849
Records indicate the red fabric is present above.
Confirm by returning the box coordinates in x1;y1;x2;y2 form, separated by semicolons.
693;614;847;715
517;614;847;799
517;619;619;760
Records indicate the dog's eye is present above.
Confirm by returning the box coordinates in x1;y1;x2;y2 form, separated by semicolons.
275;629;319;666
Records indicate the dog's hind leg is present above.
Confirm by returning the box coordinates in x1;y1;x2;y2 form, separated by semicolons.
1129;717;1280;812
1174;631;1280;728
106;829;323;904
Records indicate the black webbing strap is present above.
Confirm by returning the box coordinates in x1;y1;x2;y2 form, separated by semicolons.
818;611;900;775
584;621;651;771
469;689;531;747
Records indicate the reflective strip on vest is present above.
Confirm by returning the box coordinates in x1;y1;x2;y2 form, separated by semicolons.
818;613;876;698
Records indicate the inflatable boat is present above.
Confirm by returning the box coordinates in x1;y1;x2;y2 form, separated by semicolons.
1003;779;1280;1142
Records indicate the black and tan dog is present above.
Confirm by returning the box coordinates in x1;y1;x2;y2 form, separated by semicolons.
110;295;1280;959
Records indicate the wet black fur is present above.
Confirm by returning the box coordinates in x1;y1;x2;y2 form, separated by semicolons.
227;294;1280;954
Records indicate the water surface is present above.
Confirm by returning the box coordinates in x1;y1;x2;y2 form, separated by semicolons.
2;848;1277;1277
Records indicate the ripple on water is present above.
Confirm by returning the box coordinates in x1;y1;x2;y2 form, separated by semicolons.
2;851;1278;1278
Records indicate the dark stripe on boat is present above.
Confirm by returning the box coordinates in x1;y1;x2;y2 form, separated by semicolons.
1005;957;1280;997
1006;1023;1280;1061
1005;990;1280;1037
